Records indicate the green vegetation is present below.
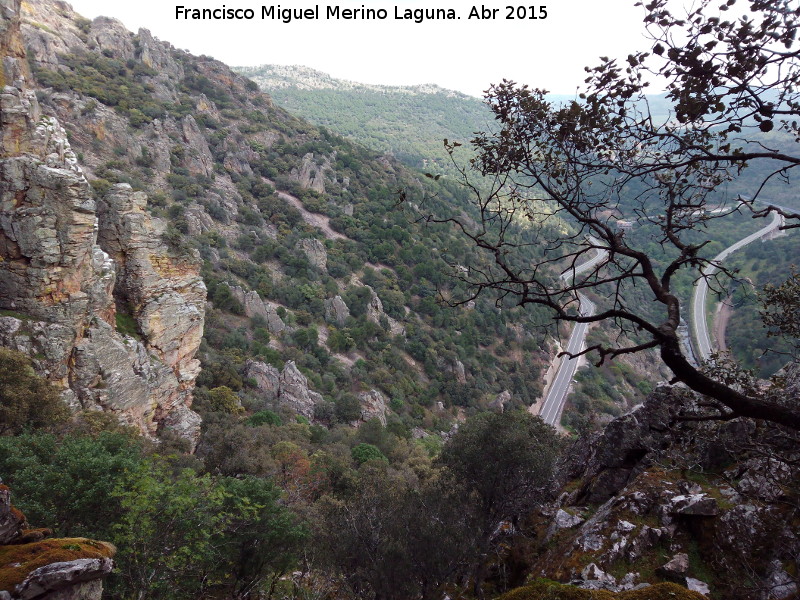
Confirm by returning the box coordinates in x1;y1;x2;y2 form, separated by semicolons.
114;310;141;340
717;229;800;376
30;35;560;428
236;65;491;175
9;3;798;599
350;442;387;464
0;408;561;600
32;50;187;127
0;348;69;435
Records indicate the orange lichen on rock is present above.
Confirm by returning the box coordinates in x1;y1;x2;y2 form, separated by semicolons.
0;538;116;592
148;253;189;279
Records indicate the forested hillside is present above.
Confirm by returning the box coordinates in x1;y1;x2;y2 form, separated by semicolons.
235;64;493;174
20;5;563;426
0;0;567;596
2;1;799;599
718;228;800;377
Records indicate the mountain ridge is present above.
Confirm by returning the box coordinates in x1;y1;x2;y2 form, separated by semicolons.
236;64;479;98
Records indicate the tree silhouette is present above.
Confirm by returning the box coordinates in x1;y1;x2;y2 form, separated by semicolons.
425;0;800;429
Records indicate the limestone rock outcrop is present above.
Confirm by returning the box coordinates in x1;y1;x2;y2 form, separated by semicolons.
535;380;800;600
489;390;511;413
0;0;205;443
364;285;404;336
296;238;327;271
563;385;683;504
1;0;30;83
358;389;388;426
14;559;113;600
97;184;206;396
179;116;214;178
244;359;323;419
244;359;281;399
324;295;350;326
227;285;286;334
278;361;323;419
290;152;330;193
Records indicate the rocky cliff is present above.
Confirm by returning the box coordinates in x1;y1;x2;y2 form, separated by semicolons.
0;0;204;442
0;0;560;434
524;371;800;600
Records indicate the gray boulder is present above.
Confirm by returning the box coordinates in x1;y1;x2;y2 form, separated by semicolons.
296;238;327;271
15;558;114;600
656;553;689;582
358;389;388;426
244;360;281;400
324;295;350;326
669;494;718;517
278;361;323;419
228;285;285;334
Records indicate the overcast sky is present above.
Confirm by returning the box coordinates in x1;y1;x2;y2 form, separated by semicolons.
63;0;648;97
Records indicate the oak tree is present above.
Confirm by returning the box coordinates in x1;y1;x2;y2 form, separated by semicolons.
431;0;800;429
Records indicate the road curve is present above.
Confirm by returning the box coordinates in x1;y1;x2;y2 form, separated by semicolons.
691;211;784;361
539;294;596;426
538;239;608;426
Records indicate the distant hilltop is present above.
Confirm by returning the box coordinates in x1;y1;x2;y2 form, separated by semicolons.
235;64;473;98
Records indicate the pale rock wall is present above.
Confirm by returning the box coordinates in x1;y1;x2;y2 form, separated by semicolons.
0;0;205;443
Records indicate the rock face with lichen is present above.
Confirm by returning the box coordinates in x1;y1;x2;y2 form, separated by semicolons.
227;285;285;334
358;389;388;426
244;359;323;419
0;0;205;444
295;238;327;271
529;377;800;600
0;484;115;600
324;295;350;326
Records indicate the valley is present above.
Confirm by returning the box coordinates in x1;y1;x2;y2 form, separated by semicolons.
0;0;799;599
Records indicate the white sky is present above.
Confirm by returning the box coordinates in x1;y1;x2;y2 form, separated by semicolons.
63;0;648;97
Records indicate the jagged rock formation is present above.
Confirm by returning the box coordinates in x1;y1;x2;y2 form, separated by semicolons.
227;284;286;334
358;389;388;426
278;361;323;418
4;0;556;451
290;153;330;193
561;385;683;504
323;295;349;326
97;184;206;393
295;238;327;271
496;580;706;599
453;359;467;383
364;285;404;336
244;359;323;419
489;390;511;413
0;0;205;443
0;485;114;600
532;378;800;599
0;0;28;86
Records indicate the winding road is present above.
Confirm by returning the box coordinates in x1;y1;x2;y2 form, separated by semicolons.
691;211;784;361
535;208;786;426
538;239;608;426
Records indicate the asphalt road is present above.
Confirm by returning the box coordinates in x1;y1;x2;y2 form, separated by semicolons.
539;239;608;426
539;293;596;426
691;211;783;361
